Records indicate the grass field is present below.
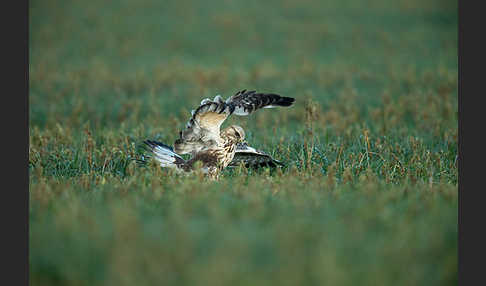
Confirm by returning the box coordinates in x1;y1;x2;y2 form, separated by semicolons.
29;0;458;285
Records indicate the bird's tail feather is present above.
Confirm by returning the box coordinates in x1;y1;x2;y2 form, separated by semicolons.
143;140;186;168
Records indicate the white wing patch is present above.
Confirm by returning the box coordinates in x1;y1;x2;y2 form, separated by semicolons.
200;98;211;105
233;106;249;115
213;95;224;103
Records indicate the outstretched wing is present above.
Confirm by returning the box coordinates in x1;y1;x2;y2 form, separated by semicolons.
174;96;230;154
226;89;295;115
174;90;295;155
228;142;285;168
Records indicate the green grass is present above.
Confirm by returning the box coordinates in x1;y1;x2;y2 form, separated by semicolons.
29;0;458;285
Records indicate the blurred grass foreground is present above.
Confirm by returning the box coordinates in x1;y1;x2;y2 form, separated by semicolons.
29;0;457;285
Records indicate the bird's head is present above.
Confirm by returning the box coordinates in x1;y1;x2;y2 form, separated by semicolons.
222;125;245;143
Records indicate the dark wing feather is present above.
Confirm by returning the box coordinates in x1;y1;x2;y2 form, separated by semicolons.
227;90;295;116
228;142;285;168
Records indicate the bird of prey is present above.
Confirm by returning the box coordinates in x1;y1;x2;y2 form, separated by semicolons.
174;89;294;155
141;140;285;178
143;124;244;179
143;90;295;179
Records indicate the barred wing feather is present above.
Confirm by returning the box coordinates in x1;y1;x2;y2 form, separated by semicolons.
228;142;285;168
